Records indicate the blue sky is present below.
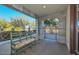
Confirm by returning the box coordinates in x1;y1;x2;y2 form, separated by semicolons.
0;5;36;22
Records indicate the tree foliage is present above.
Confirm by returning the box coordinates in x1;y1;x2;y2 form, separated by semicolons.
44;18;59;26
0;19;6;28
0;17;36;31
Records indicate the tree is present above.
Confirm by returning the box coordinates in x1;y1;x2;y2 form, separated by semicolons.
44;18;59;33
0;19;6;27
11;17;31;31
0;19;7;31
44;20;51;26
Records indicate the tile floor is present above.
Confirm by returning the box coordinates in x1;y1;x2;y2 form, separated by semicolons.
19;39;69;55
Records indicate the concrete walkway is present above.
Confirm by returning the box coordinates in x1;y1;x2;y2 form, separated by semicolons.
0;33;69;55
19;39;69;55
0;40;11;55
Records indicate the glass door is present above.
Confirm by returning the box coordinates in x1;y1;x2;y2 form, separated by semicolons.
76;8;79;54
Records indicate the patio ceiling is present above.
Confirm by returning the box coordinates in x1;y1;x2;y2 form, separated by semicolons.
23;4;67;16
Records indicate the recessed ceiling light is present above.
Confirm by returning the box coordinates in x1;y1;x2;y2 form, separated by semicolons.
43;5;46;8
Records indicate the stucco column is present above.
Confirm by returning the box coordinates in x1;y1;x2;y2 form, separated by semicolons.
66;4;76;54
38;17;44;40
36;17;39;40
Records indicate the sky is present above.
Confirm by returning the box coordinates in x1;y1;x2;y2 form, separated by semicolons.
0;5;36;22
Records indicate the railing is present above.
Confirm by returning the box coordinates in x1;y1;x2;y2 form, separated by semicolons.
0;30;36;42
10;31;36;54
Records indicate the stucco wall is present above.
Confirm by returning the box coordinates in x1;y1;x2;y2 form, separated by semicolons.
57;18;66;44
66;5;70;51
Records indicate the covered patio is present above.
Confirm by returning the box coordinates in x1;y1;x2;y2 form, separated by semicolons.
0;4;77;55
